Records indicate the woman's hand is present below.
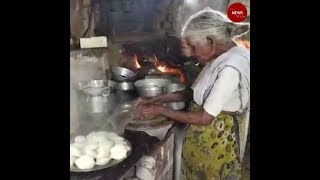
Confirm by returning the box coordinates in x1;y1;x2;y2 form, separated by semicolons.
133;100;151;118
140;97;156;104
136;103;166;120
133;97;159;119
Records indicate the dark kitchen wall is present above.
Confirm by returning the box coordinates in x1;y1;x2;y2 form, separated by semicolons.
70;0;96;45
94;0;184;42
71;0;250;44
94;0;250;41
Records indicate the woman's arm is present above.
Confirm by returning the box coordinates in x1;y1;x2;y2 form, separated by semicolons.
139;104;214;126
160;107;214;125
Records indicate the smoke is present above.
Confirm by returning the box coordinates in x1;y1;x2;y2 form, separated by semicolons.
70;50;132;137
70;84;78;138
70;53;105;84
70;51;109;138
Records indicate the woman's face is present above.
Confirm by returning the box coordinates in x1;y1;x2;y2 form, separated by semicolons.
181;37;216;63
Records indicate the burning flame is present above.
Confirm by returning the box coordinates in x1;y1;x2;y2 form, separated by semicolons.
133;54;141;69
154;56;186;84
156;64;167;72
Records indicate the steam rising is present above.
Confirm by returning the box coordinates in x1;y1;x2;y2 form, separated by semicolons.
70;51;110;138
70;50;132;138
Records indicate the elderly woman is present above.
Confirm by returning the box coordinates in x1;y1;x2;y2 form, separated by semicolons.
136;8;250;180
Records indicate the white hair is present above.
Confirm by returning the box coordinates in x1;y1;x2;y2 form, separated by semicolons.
181;7;250;43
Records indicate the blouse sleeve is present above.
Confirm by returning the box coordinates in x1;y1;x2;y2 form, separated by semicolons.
203;66;240;117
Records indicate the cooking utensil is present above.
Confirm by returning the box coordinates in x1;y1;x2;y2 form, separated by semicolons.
78;80;114;113
115;81;134;91
111;66;136;82
166;83;186;110
70;139;132;172
107;80;116;90
78;82;90;90
134;79;170;97
166;83;185;92
78;80;116;94
168;101;185;110
85;88;112;113
90;80;108;87
119;103;133;110
83;87;108;96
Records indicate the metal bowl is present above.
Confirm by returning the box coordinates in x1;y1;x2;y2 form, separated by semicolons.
111;66;136;82
166;83;186;110
78;80;117;92
166;83;186;93
115;81;135;91
83;87;109;96
78;80;108;90
137;86;165;97
167;102;185;110
90;80;108;88
78;80;111;96
134;79;170;97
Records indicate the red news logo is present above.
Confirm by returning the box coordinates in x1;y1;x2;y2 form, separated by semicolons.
228;3;247;22
232;11;244;15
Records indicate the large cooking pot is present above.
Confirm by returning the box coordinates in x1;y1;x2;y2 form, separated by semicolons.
78;80;115;113
115;81;135;91
134;79;170;97
86;89;111;113
78;80;115;91
166;83;186;110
